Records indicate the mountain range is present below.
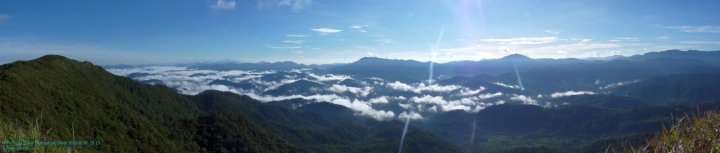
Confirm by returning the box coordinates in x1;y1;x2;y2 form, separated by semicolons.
2;50;720;152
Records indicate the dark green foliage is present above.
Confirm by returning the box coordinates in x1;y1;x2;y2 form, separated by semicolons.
0;55;304;152
0;55;203;152
180;112;304;153
296;102;355;118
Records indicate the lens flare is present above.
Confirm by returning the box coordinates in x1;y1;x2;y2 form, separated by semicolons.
397;114;411;153
470;118;477;144
514;64;525;92
428;25;445;84
398;26;446;153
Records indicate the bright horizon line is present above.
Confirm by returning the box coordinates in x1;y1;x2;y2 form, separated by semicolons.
2;49;712;66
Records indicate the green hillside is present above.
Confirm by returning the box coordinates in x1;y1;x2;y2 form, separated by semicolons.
0;55;302;152
0;55;459;153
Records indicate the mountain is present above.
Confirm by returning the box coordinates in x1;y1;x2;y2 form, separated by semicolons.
328;57;432;82
264;79;327;96
612;73;720;103
326;54;596;83
22;50;720;152
500;54;532;61
419;98;720;153
0;55;302;152
487;57;717;94
0;55;461;153
628;50;720;65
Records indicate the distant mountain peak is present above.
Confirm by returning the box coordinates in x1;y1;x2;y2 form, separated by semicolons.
35;54;75;63
500;54;531;60
356;57;384;61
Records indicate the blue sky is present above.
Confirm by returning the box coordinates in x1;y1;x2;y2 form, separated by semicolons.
1;0;720;65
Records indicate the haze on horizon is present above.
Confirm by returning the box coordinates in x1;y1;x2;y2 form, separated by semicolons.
1;0;719;65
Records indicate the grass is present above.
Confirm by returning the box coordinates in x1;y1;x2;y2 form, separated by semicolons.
609;110;720;153
0;117;81;153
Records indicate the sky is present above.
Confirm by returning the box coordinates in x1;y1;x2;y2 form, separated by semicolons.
1;0;720;65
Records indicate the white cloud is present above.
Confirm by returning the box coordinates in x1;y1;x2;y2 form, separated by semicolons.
550;90;596;98
667;25;720;34
480;37;558;45
458;87;485;96
108;66;190;76
411;95;447;105
328;84;372;97
350;25;367;29
510;94;538;105
0;14;11;24
600;80;641;90
307;73;351;81
417;83;462;92
493;82;522;89
257;0;313;11
440;103;472;112
107;66;402;120
386;81;461;93
387;81;415;92
544;30;561;36
210;0;236;11
283;40;304;44
368;96;390;104
427;106;438;112
350;25;368;32
279;0;313;11
286;34;307;38
200;91;395;120
477;92;503;100
398;111;423;120
311;27;342;34
610;37;639;42
375;39;395;45
268;45;302;49
680;41;720;45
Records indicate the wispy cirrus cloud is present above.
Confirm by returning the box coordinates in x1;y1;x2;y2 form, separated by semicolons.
0;14;11;24
311;27;342;34
667;25;720;34
283;40;304;44
268;45;302;49
610;37;639;42
257;0;313;12
550;90;596;98
350;25;369;32
680;41;720;45
210;0;236;11
480;37;558;45
286;34;307;38
544;30;561;36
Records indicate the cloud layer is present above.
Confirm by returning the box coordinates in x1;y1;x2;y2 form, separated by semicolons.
109;66;566;121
